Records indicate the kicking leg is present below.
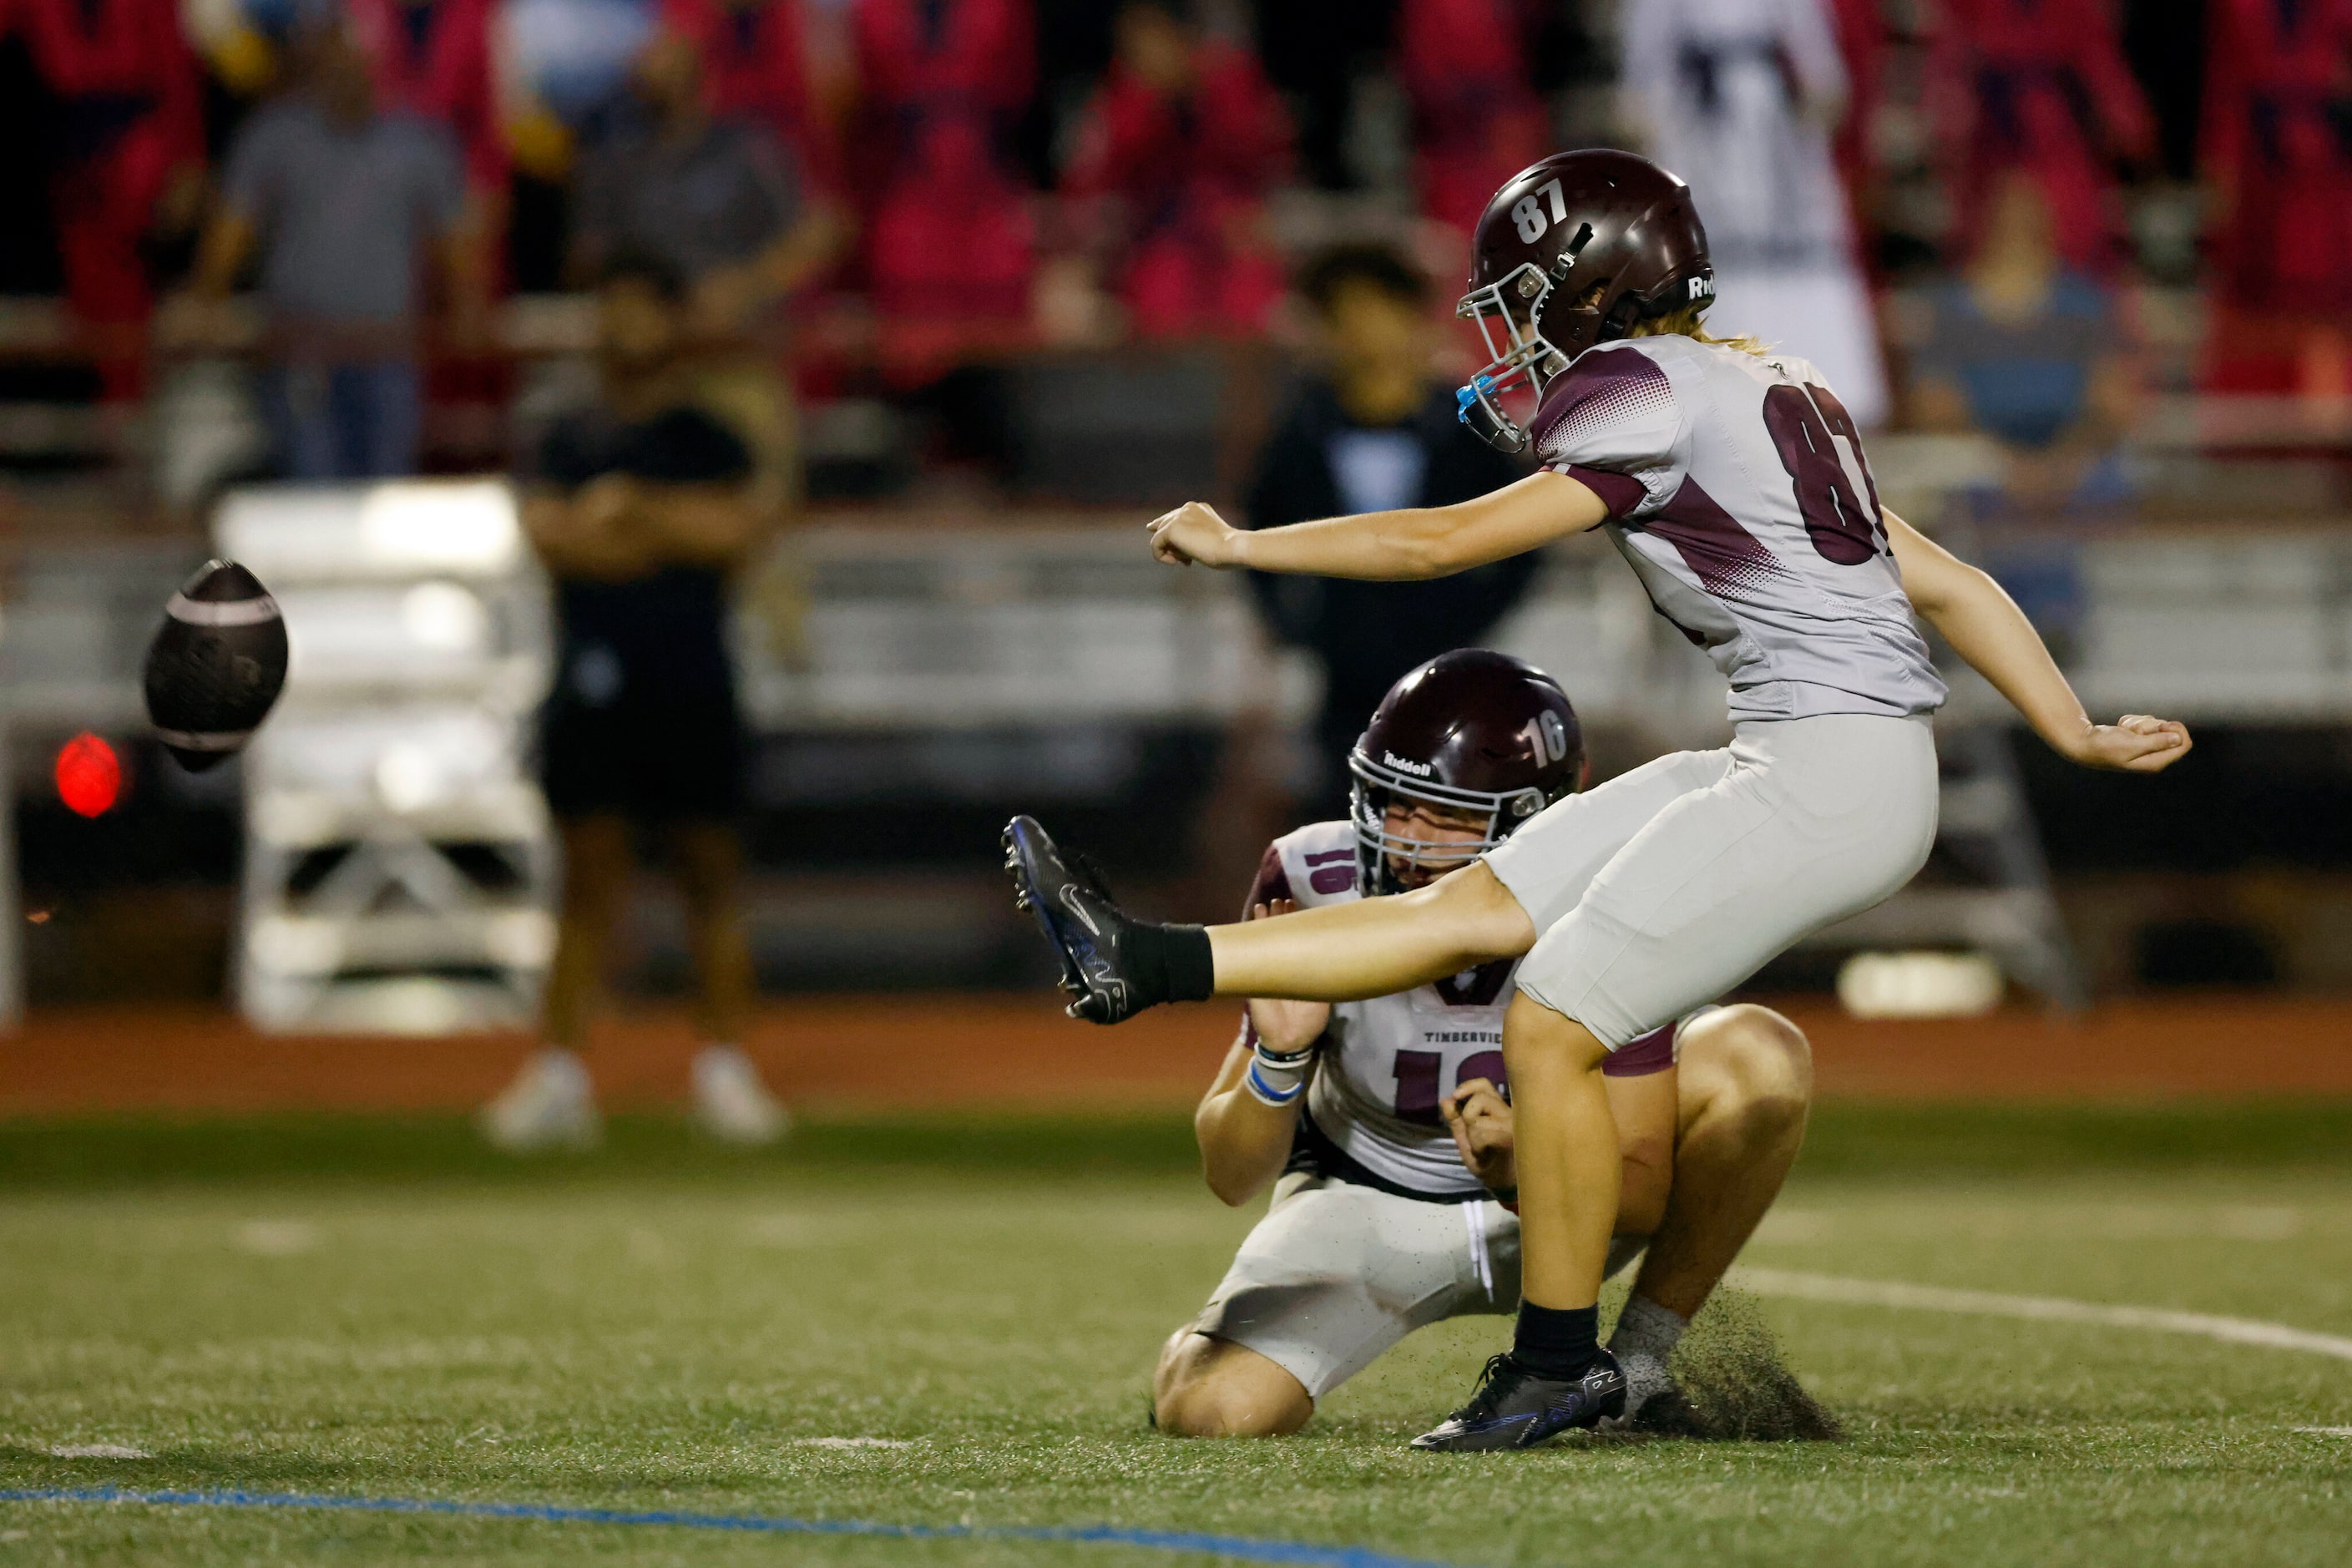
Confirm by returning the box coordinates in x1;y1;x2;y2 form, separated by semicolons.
1152;1331;1313;1438
1203;861;1536;998
1004;813;1535;1021
1004;749;1729;1022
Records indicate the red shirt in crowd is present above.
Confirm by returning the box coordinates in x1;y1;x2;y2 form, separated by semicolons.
1827;0;1887;232
1063;34;1290;337
665;0;839;191
1393;0;1547;233
16;0;205;394
1930;0;2154;273
852;0;1038;348
2203;0;2352;316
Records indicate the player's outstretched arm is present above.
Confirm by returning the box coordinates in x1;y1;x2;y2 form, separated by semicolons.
1887;510;2192;774
1148;471;1611;581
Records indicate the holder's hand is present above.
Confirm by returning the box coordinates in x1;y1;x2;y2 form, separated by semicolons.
1442;1078;1516;1193
1242;898;1329;1054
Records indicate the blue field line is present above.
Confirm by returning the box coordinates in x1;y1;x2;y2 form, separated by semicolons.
0;1486;1467;1568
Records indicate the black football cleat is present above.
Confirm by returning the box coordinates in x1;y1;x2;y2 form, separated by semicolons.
1002;815;1153;1024
1409;1351;1626;1452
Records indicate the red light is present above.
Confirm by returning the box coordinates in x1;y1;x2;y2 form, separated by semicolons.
55;732;120;818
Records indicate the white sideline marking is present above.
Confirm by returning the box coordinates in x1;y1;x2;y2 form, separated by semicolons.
1730;1268;2352;1363
47;1445;151;1459
2292;1426;2352;1436
790;1438;913;1449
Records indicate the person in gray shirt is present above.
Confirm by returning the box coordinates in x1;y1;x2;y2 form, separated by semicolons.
568;28;845;518
185;23;485;479
570;28;842;344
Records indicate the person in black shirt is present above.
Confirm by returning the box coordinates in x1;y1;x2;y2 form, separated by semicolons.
1244;244;1540;812
480;250;787;1151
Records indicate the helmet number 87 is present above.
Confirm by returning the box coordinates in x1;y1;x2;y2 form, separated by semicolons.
1513;179;1570;244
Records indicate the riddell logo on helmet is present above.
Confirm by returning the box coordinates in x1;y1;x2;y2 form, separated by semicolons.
1383;751;1434;776
1687;276;1714;301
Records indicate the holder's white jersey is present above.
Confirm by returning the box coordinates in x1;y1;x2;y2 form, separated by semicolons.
1247;821;1676;1200
1534;336;1946;725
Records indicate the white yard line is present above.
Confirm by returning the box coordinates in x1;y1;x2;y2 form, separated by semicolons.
789;1437;914;1449
45;1445;152;1459
1729;1267;2352;1363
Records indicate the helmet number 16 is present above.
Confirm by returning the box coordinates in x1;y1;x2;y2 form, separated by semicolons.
1520;711;1570;766
1512;178;1571;244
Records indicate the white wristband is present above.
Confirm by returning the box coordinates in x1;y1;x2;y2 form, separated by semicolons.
1244;1055;1308;1107
1242;1020;1313;1108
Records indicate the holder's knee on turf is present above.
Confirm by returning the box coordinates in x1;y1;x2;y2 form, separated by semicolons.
1152;1332;1313;1439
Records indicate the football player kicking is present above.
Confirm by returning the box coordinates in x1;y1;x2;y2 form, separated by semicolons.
1156;651;1816;1439
1009;148;2193;1452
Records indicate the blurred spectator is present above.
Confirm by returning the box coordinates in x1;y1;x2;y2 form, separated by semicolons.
1909;173;2135;512
346;0;505;213
1394;0;1547;234
2199;0;2352;394
852;0;1037;357
498;0;657;286
1242;245;1536;809
182;23;483;478
570;28;840;346
1249;0;1387;192
19;0;206;401
665;0;843;193
1062;1;1290;341
573;27;845;501
1623;0;1889;426
1824;0;1888;245
484;249;787;1152
1930;0;2154;276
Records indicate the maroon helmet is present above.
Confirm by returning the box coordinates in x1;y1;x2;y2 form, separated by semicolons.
1454;149;1714;453
1349;649;1586;896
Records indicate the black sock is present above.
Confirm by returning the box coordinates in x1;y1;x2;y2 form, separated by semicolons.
1126;922;1215;1005
1513;1302;1601;1380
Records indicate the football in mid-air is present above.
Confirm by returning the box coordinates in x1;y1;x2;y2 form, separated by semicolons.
143;559;288;772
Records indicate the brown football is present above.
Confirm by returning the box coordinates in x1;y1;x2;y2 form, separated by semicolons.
142;559;289;772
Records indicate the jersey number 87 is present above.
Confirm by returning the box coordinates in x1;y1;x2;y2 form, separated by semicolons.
1763;382;1886;566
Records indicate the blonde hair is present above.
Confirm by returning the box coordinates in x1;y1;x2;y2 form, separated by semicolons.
1631;304;1771;357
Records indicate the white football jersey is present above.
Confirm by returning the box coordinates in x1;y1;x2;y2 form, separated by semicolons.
1247;821;1682;1200
1533;336;1946;725
1252;821;1514;1198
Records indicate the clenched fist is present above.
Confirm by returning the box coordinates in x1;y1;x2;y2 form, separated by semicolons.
1148;501;1243;568
1442;1078;1515;1193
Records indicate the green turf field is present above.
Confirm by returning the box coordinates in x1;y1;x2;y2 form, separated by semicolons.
2;1106;2349;1567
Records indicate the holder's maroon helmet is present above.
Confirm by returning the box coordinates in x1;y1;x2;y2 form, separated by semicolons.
1349;649;1586;895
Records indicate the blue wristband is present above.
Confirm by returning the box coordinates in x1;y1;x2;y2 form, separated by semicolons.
1245;1059;1306;1107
